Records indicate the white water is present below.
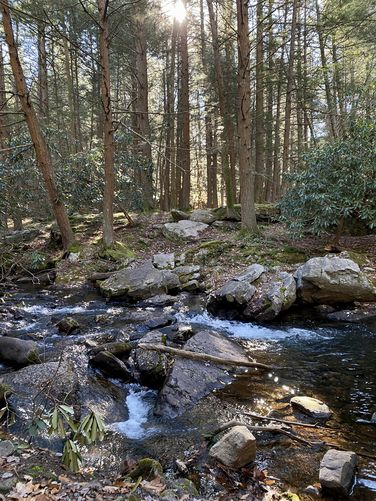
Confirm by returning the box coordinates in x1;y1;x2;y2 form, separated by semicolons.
176;311;327;341
111;385;156;439
20;304;108;316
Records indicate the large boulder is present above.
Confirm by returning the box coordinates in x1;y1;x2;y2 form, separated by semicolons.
171;209;190;222
190;209;216;225
154;330;249;418
319;449;357;496
295;255;376;304
163;220;209;239
100;261;180;299
209;425;256;469
243;272;296;322
207;264;265;314
0;337;39;366
132;331;169;389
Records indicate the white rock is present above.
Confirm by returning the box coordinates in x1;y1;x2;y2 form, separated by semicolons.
291;396;332;419
319;449;357;495
209;425;256;469
163;220;209;239
153;253;175;269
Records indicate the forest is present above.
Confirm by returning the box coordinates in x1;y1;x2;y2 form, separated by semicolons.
0;0;375;500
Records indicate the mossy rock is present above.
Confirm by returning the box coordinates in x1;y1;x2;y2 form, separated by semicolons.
97;241;135;262
174;478;199;496
128;458;164;481
0;383;12;402
67;242;84;254
346;251;368;266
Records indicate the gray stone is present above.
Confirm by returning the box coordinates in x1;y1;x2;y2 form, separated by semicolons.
244;272;296;322
2;229;40;244
154;330;249;418
209;281;257;307
319;449;357;496
212;220;241;230
371;412;376;423
190;208;216;225
90;351;131;381
0;440;15;457
152;253;175;270
0;475;17;494
171;209;190;222
133;331;168;389
0;337;39;366
304;485;321;497
234;264;266;283
291;396;332;419
173;265;201;284
327;306;376;323
100;261;181;299
145;314;174;330
295;255;376;304
163;220;209;239
209;425;256;469
56;316;80;335
143;294;176;306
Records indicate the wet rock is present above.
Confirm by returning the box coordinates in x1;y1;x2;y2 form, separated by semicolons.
371;412;376;423
153;253;175;270
295;255;376;304
319;449;357;496
89;341;132;358
133;331;168;389
163;220;209;240
143;294;177;307
327;306;376;323
0;440;15;457
190;208;216;225
171;209;190;222
56;316;80;335
145;314;174;330
314;304;336;318
209;425;256;469
0;337;39;366
154;330;249;418
100;261;180;300
243;272;296;322
291;396;332;419
90;351;131;381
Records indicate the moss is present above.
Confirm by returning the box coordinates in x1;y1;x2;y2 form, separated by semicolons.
67;242;83;254
97;241;135;262
128;458;164;481
25;465;58;481
174;478;199;496
346;251;368;266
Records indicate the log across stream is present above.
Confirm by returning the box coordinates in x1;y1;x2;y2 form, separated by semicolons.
0;285;375;499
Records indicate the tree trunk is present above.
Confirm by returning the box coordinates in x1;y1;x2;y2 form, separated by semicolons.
37;21;49;120
97;0;115;247
1;0;74;249
237;0;258;232
255;0;265;202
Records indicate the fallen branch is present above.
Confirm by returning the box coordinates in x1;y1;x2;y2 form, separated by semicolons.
213;420;318;447
138;343;273;370
242;411;324;429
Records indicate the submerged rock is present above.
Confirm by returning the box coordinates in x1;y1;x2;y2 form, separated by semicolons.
154;330;249;418
209;425;256;469
319;449;357;496
0;337;39;366
163;220;209;239
291;396;332;419
295;255;376;304
100;261;180;299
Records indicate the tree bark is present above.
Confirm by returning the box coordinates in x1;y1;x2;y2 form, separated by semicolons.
97;0;115;247
255;0;265;201
37;21;49;120
237;0;258;232
1;0;74;249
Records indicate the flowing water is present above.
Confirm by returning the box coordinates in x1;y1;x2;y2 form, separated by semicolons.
1;285;375;499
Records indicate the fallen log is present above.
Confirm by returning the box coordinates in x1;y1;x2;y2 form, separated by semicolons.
242;411;324;429
138;343;272;370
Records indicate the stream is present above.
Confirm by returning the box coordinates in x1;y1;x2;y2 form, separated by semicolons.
0;284;375;499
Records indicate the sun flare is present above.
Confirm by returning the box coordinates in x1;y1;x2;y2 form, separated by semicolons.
166;0;186;23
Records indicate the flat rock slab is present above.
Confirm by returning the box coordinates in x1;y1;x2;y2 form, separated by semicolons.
291;396;332;419
0;440;15;458
154;330;249;419
319;449;357;495
163;220;209;239
209;425;256;469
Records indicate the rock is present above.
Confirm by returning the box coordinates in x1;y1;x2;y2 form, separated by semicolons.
56;316;80;335
234;264;266;283
173;265;201;284
133;331;168;389
0;337;39;366
212;206;241;221
88;341;132;358
145;315;174;330
128;458;163;481
319;449;357;496
100;261;181;299
67;252;80;263
295;255;376;304
163;220;209;239
371;412;376;423
0;440;15;457
143;294;176;307
314;304;336;318
0;475;17;494
153;253;175;270
243;272;296;322
209;425;256;469
171;209;190;222
154;330;249;418
90;351;131;381
327;306;376;323
212;220;241;230
291;396;332;419
304;485;320;497
190;208;216;225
